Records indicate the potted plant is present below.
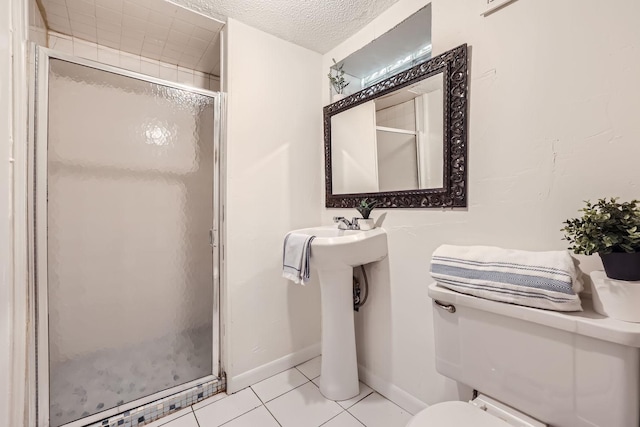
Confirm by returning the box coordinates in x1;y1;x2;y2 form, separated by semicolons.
356;198;379;230
328;58;349;101
562;198;640;281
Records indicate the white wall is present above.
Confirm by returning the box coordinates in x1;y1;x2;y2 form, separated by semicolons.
421;90;444;188
224;18;324;390
0;1;14;424
1;0;28;424
322;0;640;407
332;101;379;194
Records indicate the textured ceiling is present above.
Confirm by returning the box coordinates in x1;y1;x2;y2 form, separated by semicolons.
169;0;403;54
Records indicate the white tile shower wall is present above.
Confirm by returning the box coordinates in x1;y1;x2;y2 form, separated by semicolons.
322;0;640;408
48;32;220;91
224;19;323;390
376;99;416;131
39;0;224;75
29;0;48;46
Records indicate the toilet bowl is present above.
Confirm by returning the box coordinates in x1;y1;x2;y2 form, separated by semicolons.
407;394;545;427
408;402;508;427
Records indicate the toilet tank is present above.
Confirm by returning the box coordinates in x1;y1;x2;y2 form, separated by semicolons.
428;283;640;427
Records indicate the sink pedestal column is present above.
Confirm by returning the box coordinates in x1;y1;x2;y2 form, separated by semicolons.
317;266;359;401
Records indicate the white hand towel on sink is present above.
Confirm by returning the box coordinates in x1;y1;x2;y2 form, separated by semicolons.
283;232;316;284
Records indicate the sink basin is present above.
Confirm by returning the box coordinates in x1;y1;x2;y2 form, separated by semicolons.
289;225;388;401
293;225;387;268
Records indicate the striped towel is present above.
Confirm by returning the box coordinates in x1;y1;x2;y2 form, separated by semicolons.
430;245;583;312
282;232;316;285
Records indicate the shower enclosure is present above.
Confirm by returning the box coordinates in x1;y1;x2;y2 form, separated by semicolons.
30;47;222;427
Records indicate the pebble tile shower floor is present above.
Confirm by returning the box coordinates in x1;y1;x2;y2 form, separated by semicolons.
144;356;413;427
50;327;212;427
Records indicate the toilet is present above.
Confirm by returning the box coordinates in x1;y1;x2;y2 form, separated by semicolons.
407;283;640;427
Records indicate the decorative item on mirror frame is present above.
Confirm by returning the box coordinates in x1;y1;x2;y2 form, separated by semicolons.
355;198;379;230
562;198;640;281
328;58;350;101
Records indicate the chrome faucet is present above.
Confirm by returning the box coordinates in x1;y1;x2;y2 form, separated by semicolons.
333;216;360;230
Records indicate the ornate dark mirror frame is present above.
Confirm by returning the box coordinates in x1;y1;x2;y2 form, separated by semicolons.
324;43;468;208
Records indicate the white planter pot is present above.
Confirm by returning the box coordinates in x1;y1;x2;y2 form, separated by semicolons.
590;270;640;322
333;93;346;102
357;218;375;230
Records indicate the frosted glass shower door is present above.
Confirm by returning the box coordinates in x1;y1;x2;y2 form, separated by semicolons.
39;57;219;427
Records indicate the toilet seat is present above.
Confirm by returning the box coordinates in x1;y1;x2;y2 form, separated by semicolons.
407;401;511;427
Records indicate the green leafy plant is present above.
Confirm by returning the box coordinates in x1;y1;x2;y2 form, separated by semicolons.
356;198;379;219
562;198;640;255
327;58;350;95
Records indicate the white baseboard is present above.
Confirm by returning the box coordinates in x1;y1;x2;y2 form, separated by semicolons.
227;343;321;393
358;365;428;416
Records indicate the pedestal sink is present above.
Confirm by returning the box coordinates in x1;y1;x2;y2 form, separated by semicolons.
290;225;388;401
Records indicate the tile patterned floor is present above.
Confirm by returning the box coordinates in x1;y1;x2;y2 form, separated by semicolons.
51;327;212;427
145;356;413;427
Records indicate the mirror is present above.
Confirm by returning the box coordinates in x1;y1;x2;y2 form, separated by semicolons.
324;44;468;208
329;5;432;99
331;73;444;194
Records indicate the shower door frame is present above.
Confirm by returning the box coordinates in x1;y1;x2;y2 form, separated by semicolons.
29;45;224;427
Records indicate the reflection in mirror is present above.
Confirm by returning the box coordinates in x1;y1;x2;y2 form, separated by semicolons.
324;44;468;209
331;101;377;194
330;5;432;99
331;73;444;194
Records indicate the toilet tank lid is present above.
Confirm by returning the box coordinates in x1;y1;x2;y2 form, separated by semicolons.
428;283;640;348
409;402;510;427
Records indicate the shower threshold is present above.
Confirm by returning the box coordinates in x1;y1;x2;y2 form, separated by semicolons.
82;375;225;427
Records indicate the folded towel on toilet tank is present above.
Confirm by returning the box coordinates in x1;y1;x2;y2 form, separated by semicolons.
430;245;583;312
